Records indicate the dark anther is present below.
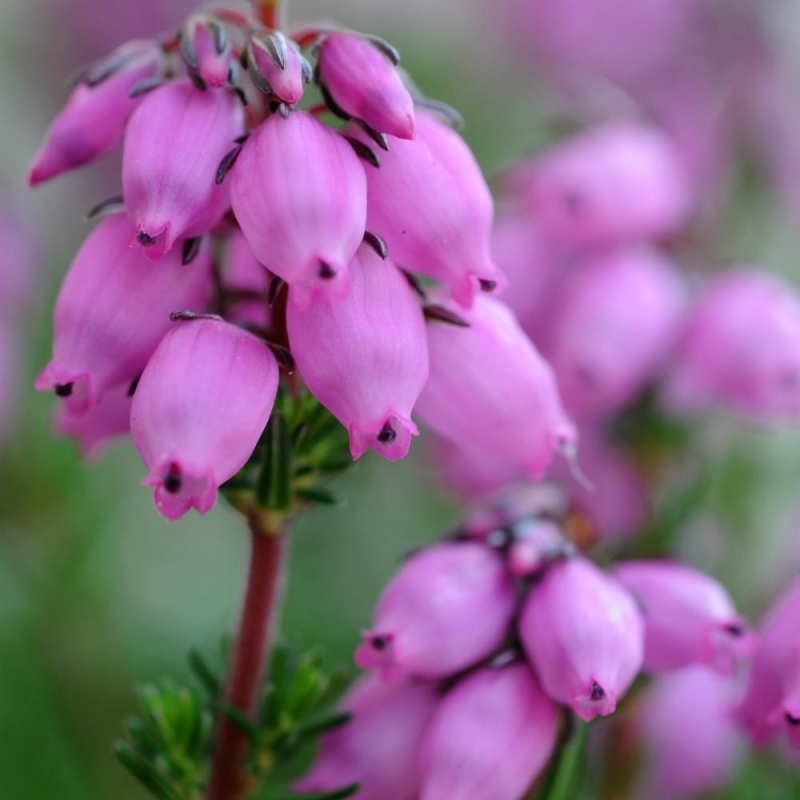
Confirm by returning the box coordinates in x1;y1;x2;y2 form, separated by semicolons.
589;682;606;702
479;279;497;292
423;304;471;328
787;713;800;726
371;635;389;651
86;194;125;221
130;76;165;98
127;375;141;397
319;82;352;122
363;232;388;259
413;98;465;131
377;423;396;444
216;143;244;185
182;237;202;265
364;35;401;66
189;71;208;92
163;470;182;495
724;622;745;637
344;137;380;169
136;230;158;247
54;382;74;398
319;262;336;280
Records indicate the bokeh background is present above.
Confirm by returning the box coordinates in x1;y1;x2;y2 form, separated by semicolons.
3;1;800;798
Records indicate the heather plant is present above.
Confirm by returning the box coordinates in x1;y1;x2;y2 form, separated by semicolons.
23;1;800;800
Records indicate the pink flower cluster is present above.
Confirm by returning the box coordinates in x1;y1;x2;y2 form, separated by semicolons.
30;8;580;519
301;494;754;800
435;119;800;543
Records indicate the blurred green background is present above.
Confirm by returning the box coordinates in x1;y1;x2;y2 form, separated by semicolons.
3;1;800;798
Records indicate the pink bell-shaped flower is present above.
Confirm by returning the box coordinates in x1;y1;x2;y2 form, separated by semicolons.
415;294;576;480
665;269;800;421
510;121;693;245
179;16;233;89
547;245;685;419
419;663;559;800
56;381;133;459
519;557;644;721
317;32;415;139
737;580;800;746
614;560;755;675
123;79;244;261
247;31;310;105
296;675;438;800
635;668;744;800
34;214;212;414
354;113;502;307
231;110;367;308
130;317;279;520
29;40;163;186
287;243;428;461
355;541;517;680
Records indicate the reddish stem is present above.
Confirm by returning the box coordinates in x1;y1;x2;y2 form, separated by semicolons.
206;519;287;800
253;0;281;29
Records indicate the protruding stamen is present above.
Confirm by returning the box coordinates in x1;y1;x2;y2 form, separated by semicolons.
54;382;74;398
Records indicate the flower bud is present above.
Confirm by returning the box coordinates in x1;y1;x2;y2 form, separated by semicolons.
29;40;163;186
123;79;245;261
419;664;559;800
56;381;133;459
220;229;271;329
415;294;576;480
34;214;212;414
248;31;310;105
547;246;685;419
614;560;755;675
297;675;438;800
738;580;800;746
287;243;428;461
355;541;516;680
519;557;644;720
354;113;502;307
665;270;800;420
318;33;415;139
510;122;693;245
179;16;232;89
130;318;279;520
231;110;367;308
635;668;743;800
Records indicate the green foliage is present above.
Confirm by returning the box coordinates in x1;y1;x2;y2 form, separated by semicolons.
114;643;355;800
222;387;352;516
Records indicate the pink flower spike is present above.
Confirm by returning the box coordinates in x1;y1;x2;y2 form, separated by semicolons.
181;16;232;89
415;294;576;480
130;318;279;520
248;31;310;105
55;381;133;460
419;664;559;800
355;541;516;680
286;243;428;462
296;675;438;800
512;121;693;245
29;40;163;186
231;110;367;307
614;560;755;675
352;113;502;308
519;557;644;721
34;214;212;414
547;245;685;420
123;79;244;261
318;32;415;139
